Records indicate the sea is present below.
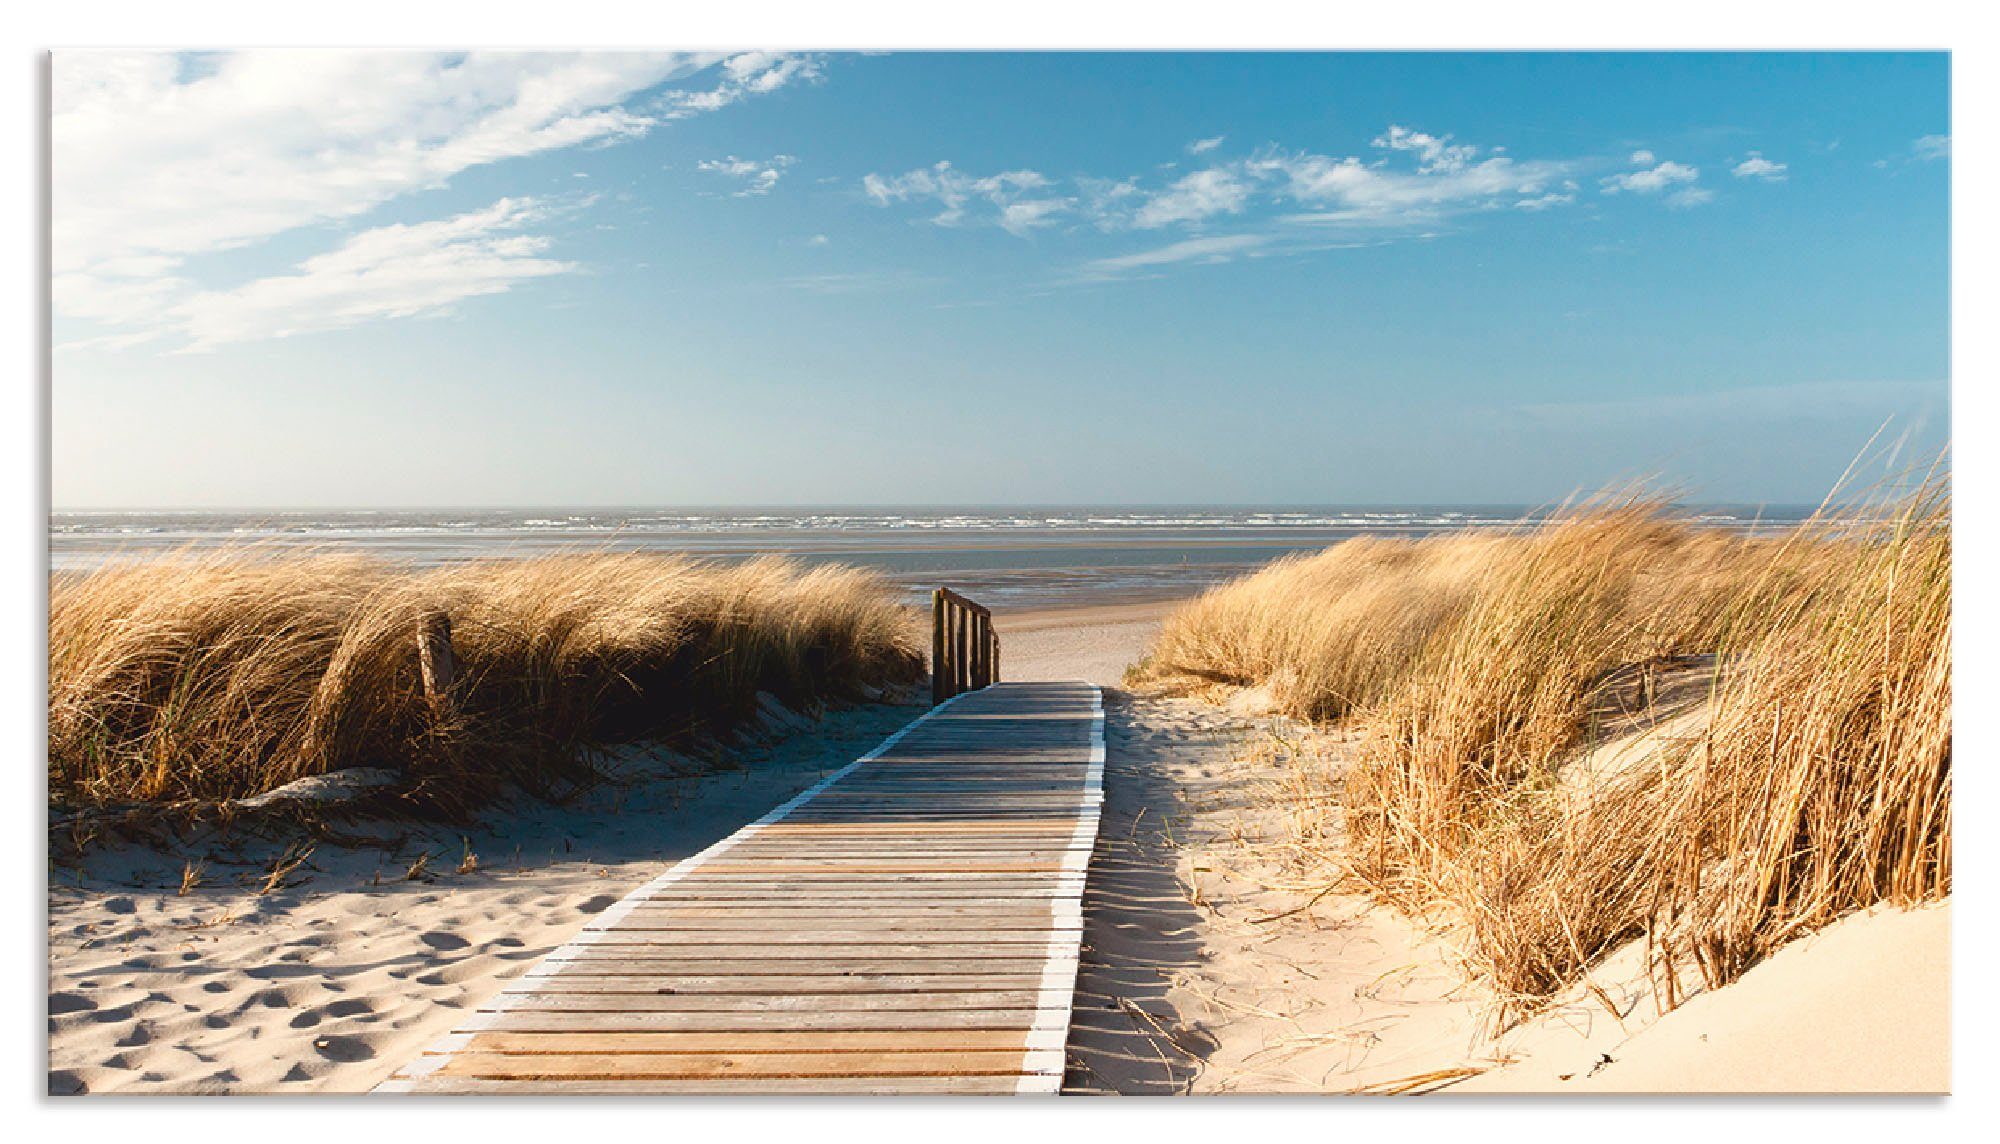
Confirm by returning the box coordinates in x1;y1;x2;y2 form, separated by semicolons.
48;505;1818;612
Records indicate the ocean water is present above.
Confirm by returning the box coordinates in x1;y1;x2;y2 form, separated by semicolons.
49;505;1818;611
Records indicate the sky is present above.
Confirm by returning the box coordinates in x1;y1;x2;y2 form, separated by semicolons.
51;51;1950;508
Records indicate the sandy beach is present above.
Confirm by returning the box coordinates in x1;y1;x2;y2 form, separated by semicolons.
994;599;1177;686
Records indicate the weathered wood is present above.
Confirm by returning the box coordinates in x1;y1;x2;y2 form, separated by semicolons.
465;1029;1036;1054
486;991;1049;1013
435;1049;1042;1080
415;609;456;714
471;1008;1061;1033
931;589;949;706
955;606;971;694
404;1075;1032;1095
379;682;1100;1096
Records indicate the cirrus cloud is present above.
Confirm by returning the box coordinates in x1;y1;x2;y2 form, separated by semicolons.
169;198;572;352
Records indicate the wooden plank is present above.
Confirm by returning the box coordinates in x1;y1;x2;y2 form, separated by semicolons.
463;1030;1036;1054
542;958;1061;975
598;915;1074;931
487;991;1047;1012
548;943;1058;959
501;975;1047;995
402;1076;1029;1095
433;1050;1041;1080
568;928;1066;942
471;1009;1060;1033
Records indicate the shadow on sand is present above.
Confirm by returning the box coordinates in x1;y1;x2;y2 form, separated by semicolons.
1062;690;1216;1094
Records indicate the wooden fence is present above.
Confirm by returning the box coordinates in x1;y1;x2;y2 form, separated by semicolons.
931;588;1000;705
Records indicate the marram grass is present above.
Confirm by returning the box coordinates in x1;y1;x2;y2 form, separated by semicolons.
49;552;924;811
1134;484;1950;1009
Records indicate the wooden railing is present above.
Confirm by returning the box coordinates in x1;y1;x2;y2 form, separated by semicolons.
931;588;1000;705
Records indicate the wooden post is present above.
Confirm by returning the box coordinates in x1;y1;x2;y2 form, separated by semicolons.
960;608;976;696
931;590;948;706
417;609;456;716
991;629;1001;686
970;613;984;690
966;609;978;693
975;613;991;689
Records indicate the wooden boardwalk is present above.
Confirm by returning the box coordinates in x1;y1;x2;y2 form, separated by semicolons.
377;681;1104;1095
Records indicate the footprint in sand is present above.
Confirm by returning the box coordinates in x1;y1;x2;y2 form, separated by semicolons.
418;931;469;952
311;1035;375;1063
48;992;97;1016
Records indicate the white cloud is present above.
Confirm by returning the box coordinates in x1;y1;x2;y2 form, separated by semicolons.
807;234;830;247
1132;167;1254;228
1667;187;1716;209
661;52;824;117
1373;125;1479;174
698;154;797;196
1251;145;1576;224
998;198;1070;236
862;161;1068;232
1601;158;1701;195
873;126;1580;241
1912;134;1951;161
1732;152;1788;181
1630;149;1657;165
1079;234;1272;277
169;198;572;352
1516;191;1575;211
1187;135;1226;155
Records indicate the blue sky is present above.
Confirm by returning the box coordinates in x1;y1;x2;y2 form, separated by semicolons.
52;51;1949;507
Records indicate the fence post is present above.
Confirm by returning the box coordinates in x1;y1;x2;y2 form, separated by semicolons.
969;612;983;690
955;607;971;695
417;609;456;716
974;613;991;688
931;590;949;706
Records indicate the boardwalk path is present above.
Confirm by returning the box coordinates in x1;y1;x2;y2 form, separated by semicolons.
378;681;1104;1094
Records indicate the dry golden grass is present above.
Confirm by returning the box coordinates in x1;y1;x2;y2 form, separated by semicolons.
1134;484;1950;1012
50;551;923;810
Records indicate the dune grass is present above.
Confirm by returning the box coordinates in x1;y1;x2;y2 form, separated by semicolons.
1133;484;1950;1010
49;552;924;812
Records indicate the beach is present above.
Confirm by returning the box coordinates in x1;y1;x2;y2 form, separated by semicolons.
50;574;1948;1094
47;503;1951;1095
996;599;1177;686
